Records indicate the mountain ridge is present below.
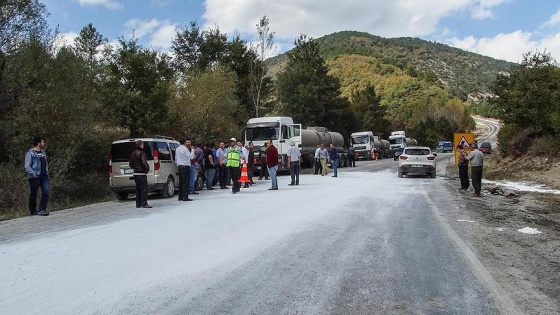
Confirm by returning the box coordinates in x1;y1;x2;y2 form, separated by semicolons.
267;31;515;100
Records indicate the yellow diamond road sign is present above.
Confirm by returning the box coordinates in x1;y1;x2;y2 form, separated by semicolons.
453;133;475;165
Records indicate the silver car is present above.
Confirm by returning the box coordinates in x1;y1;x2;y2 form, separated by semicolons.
397;146;437;178
108;136;203;200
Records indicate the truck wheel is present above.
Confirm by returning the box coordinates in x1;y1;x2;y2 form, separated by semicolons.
431;171;437;178
366;151;371;160
398;169;403;178
115;191;129;200
162;177;175;198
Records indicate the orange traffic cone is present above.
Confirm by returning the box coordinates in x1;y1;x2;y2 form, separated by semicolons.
238;162;250;183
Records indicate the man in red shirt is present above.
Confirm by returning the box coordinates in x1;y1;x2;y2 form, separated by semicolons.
265;140;279;190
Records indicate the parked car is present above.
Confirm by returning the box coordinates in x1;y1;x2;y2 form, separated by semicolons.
398;146;437;178
108;136;203;200
393;147;405;161
435;140;454;153
479;141;492;154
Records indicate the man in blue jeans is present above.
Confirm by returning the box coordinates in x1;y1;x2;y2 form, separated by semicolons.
329;143;338;177
24;136;50;216
265;140;279;190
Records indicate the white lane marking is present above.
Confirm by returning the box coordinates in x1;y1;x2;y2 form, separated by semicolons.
422;191;523;315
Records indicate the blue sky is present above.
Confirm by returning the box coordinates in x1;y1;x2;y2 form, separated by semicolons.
44;0;560;63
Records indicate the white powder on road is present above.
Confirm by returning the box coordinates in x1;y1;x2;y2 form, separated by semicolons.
517;227;543;235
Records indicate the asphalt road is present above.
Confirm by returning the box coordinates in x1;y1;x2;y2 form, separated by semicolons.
0;159;522;315
473;116;501;146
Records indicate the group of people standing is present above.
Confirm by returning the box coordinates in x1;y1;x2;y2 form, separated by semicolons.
457;142;485;197
23;135;341;216
313;143;340;177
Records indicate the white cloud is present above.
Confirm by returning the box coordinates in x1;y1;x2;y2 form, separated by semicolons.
448;30;560;63
470;0;509;19
78;0;123;10
149;21;178;50
56;31;79;47
124;18;162;38
202;0;477;40
542;9;560;27
123;19;177;50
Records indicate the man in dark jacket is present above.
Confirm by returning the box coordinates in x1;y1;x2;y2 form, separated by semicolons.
457;144;469;190
129;140;151;208
24;136;50;216
329;143;339;177
266;140;279;190
245;142;255;187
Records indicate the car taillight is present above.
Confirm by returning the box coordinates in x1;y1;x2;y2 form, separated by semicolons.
108;153;112;174
427;156;435;160
153;149;160;171
399;155;408;160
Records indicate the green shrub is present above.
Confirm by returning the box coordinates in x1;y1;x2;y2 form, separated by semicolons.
530;136;560;156
0;161;112;221
0;163;29;220
497;123;523;157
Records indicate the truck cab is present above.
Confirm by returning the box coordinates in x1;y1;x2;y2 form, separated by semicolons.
388;131;407;151
243;117;302;172
351;131;375;160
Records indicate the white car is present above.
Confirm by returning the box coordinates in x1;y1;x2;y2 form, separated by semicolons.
397;146;437;178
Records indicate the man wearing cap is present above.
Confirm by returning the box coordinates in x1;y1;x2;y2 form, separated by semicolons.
467;142;484;197
226;137;242;194
287;141;301;186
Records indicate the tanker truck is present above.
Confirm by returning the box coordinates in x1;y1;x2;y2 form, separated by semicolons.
388;131;417;154
243;116;348;173
350;131;390;160
350;131;377;160
378;137;392;158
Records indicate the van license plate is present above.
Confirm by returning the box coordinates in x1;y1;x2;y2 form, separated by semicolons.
122;169;133;174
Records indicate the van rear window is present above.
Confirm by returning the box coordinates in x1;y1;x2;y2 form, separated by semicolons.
111;142;153;162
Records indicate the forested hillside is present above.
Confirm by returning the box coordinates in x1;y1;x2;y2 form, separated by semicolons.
268;31;515;100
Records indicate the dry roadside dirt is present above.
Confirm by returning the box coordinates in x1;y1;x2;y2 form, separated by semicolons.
444;154;560;314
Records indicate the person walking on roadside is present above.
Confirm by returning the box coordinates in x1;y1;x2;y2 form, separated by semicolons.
203;143;217;191
457;144;469;190
176;138;193;201
216;141;228;189
226;138;242;194
467;142;484;197
258;144;269;180
314;144;322;175
329;143;339;177
348;146;356;167
318;143;329;176
129;140;152;208
24;136;50;216
266;140;279;190
287;141;301;186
